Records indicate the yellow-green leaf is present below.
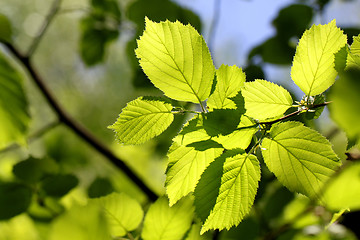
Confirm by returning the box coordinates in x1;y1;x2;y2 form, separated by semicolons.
291;20;347;96
136;18;215;103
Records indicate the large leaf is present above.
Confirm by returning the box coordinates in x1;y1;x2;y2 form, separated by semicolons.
323;161;360;211
141;196;194;240
165;115;223;206
135;18;215;103
91;192;143;237
261;121;341;199
242;79;293;120
0;52;30;149
207;65;246;110
0;13;12;43
291;20;347;96
109;96;174;145
194;150;260;234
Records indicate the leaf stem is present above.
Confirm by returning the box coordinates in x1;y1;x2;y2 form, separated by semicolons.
2;42;158;202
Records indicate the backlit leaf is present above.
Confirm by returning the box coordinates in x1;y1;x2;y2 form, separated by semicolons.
165;115;223;206
141;196;194;240
109;96;174;145
291;20;347;96
207;65;246;110
91;192;143;237
194;150;260;233
323;161;360;211
261;121;341;199
242;79;293;120
136;18;215;103
0;52;30;149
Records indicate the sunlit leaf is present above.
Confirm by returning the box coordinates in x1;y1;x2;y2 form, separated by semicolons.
184;223;211;240
242;79;293;120
194;150;260;233
91;192;143;237
165;115;223;206
109;96;174;145
324;161;360;211
0;52;30;149
291;20;347;96
141;196;194;240
207;64;246;110
261;121;341;199
136;18;215;103
0;182;32;220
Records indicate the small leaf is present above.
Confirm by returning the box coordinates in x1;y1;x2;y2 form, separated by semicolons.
323;161;360;211
0;13;12;43
194;150;261;234
87;177;114;198
109;96;174;145
165;115;223;206
12;157;58;183
207;64;246;110
42;174;79;197
261;121;341;199
141;196;194;240
0;182;32;220
136;18;215;103
0;52;30;149
91;192;143;237
291;20;347;96
242;79;293;120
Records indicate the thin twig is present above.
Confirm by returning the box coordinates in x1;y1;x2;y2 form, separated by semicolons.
26;0;62;57
2;41;158;202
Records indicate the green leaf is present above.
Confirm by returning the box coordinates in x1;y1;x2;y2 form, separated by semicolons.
328;68;360;143
88;177;114;198
91;192;143;237
213;115;257;150
207;65;246;110
0;182;32;220
323;161;360;211
242;79;293;120
49;203;110;240
184;223;212;240
42;174;79;197
291;20;347;96
165;115;223;206
0;52;30;149
141;196;194;240
109;96;174;145
135;18;215;103
194;150;260;234
12;157;58;183
261;121;341;199
91;0;121;20
0;13;12;43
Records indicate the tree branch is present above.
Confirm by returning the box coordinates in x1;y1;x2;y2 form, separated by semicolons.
2;41;158;202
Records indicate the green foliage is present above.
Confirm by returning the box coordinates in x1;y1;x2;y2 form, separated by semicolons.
141;196;194;240
0;52;29;149
0;13;12;43
108;96;174;145
135;18;215;104
261;121;340;199
291;20;347;96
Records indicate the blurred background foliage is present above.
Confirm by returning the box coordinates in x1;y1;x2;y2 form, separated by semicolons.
0;0;360;239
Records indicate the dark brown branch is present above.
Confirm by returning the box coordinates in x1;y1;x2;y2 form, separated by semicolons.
2;42;158;202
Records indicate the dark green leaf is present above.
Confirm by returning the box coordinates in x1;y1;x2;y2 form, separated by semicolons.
0;13;12;43
203;109;242;137
42;174;79;197
87;177;114;198
0;182;32;220
12;157;58;183
91;0;121;20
